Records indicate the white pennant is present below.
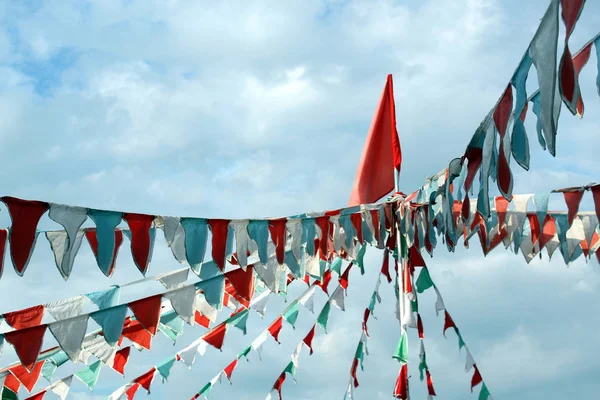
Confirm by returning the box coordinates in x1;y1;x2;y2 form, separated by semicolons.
45;296;87;321
255;258;280;293
566;217;586;259
51;375;73;400
304;253;321;279
231;220;250;268
80;335;117;365
49;315;89;362
46;230;86;280
251;331;268;351
434;286;445;316
196;296;218;323
286;219;303;263
580;214;599;248
303;295;315;314
465;350;476;372
178;344;198;368
158;268;190;290
165;285;197;325
291;342;303;368
197;340;209;356
330;286;345;311
298;286;316;309
510;194;532;234
252;294;270;317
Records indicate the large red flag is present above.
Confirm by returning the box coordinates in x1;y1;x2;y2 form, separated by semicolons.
348;74;402;206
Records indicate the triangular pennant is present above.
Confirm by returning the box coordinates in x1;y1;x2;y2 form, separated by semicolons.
268;316;284;343
178;344;199;368
471;365;483;392
128;294;162;335
87;210;123;277
4;373;21;393
330;286;345;311
48;204;88;277
194;311;211;329
156;356;177;382
180;218;208;272
208;219;230;271
158;269;189;290
123;213;156;275
85;286;120;310
416;268;434;293
563;190;585;226
24;390;46;400
91;304;128;345
317;302;331;333
231;220;250;268
112;346;131;375
272;371;286;400
286;219;303;263
393;363;408;399
9;361;44;393
44;296;87;321
74;359;102;390
224;359;238;383
121;319;152;350
443;311;456;336
248;220;270;264
282;303;299;328
0;229;7;279
48;315;89;362
268;219;287;265
227;309;250;334
164;285;196;325
50;375;72;400
465;350;476;372
203;322;227;350
303;325;316;355
392;330;408;363
134;368;156;394
4;324;46;372
196;275;225;310
225;266;255;308
45;230;85;281
1;197;49;275
3;305;44;330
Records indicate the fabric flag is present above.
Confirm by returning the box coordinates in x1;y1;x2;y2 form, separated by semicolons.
178;344;199;368
10;361;45;393
158;269;189;290
3;304;44;329
165;285;196;325
303;325;316;355
224;359;238;383
112;347;131;375
208;219;230;271
393;363;408;399
47;204;88;279
128;294;162;335
203;323;227;350
48;315;88;362
90;304;128;344
44;296;86;321
85;286;120;310
330;286;346;311
180;218;208;273
75;359;102;390
416;268;434;293
50;375;72;400
4;324;46;371
282;303;300;328
317;302;331;333
348;74;402;206
87;210;123;277
393;330;408;363
0;229;6;279
558;0;586;115
1;197;49;275
268;316;284;343
134;368;156;393
123;213;155;275
121;319;152;350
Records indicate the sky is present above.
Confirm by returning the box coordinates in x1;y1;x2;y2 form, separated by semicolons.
0;0;599;399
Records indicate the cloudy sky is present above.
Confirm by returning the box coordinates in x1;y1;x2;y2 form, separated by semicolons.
0;0;599;399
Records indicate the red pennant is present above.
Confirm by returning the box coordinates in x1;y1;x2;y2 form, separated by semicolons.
121;319;152;350
4;324;47;372
315;216;330;257
3;305;44;330
495;196;510;229
225;265;255;309
563;190;585;226
573;41;593;116
426;369;436;396
339;263;352;289
123;213;155;275
134;368;156;393
494;85;514;197
350;213;364;244
25;390;46;400
539;215;557;251
125;383;141;400
1;197;48;275
417;314;424;339
408;246;426;269
471;365;483;392
384;203;394;231
592;185;600;221
112;346;131;375
381;251;392;283
208;219;230;271
268;316;284;344
10;361;44;392
362;308;371;337
464;148;482;193
393;363;408;399
350;358;360;388
194;311;211;328
273;372;286;400
443;311;456;337
0;229;7;278
528;214;541;248
268;219;287;265
85;228;123;277
559;0;586;111
461;195;470;221
128;295;162;335
4;374;21;393
316;270;332;295
203;322;227;350
303;325;316;355
224;359;238;382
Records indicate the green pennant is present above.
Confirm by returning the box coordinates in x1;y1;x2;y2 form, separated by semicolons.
455;327;465;350
157;356;177;382
416;268;434;293
368;292;377;314
228;309;250;334
478;383;491;400
160;309;185;335
159;323;179;342
75;359;102;390
418;352;427;381
283;303;300;328
198;382;212;396
400;234;408;258
330;258;343;276
355;341;365;370
237;345;252;360
283;361;296;377
42;360;57;382
51;351;70;367
411;295;419;313
1;388;18;400
355;245;367;275
317;302;331;333
392;331;408;363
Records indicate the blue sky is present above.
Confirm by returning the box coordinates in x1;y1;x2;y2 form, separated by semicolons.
0;0;600;399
